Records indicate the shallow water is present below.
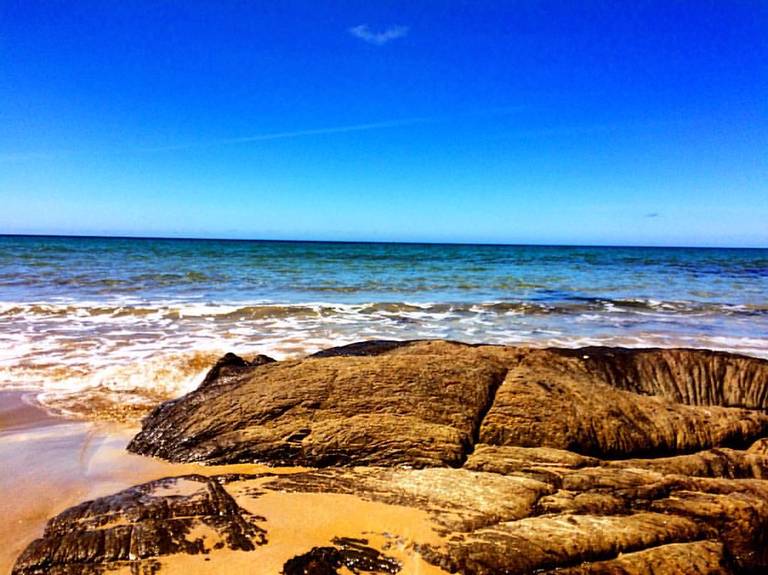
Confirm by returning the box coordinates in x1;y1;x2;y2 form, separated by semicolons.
1;235;766;417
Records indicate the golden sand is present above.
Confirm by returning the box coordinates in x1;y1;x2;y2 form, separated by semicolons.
117;491;448;575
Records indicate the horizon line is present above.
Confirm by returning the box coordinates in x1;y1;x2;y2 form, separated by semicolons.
1;232;765;250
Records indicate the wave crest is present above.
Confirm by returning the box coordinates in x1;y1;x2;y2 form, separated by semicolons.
1;298;767;321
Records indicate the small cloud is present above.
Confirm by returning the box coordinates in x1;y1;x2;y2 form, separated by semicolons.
349;24;409;46
644;212;661;218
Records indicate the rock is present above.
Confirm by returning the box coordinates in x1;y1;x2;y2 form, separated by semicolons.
282;537;401;575
261;456;768;574
15;341;768;574
420;512;711;575
476;348;768;458
551;346;768;409
309;339;418;358
129;341;508;467
539;540;730;574
198;352;276;390
129;341;768;465
748;437;768;454
264;466;556;533
651;487;768;571
464;444;602;474
12;474;267;575
16;458;768;574
606;445;768;479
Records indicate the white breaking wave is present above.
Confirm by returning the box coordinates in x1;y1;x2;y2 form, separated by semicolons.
1;298;767;420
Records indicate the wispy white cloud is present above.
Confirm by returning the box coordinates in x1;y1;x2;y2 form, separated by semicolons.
349;24;409;46
146;106;528;152
0;120;430;159
143;116;431;152
0;106;525;158
0;151;66;164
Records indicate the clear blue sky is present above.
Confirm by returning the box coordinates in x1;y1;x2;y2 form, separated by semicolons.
1;1;766;246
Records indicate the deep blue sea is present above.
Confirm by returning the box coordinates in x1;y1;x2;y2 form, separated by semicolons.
1;235;766;416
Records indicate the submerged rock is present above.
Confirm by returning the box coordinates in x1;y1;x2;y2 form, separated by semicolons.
15;341;768;574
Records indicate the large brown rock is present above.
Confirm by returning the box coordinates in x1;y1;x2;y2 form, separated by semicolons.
128;341;508;467
129;341;768;465
478;358;768;457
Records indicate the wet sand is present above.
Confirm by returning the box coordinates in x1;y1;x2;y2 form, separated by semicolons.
0;392;448;574
0;391;62;432
0;391;201;573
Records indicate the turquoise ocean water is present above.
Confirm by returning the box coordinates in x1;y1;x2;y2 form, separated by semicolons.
1;235;766;416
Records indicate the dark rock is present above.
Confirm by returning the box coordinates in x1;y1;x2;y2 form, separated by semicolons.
12;474;267;575
282;537;401;575
198;352;275;390
309;340;419;358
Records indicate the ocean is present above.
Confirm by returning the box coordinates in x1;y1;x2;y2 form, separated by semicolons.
1;234;766;419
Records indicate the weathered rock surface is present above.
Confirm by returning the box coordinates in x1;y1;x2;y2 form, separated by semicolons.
282;537;401;575
477;346;768;458
540;540;730;575
14;455;768;574
15;341;768;574
13;474;267;575
129;341;768;465
129;341;508;467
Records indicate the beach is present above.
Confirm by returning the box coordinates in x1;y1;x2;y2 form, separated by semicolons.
9;342;768;574
3;1;765;571
1;391;450;574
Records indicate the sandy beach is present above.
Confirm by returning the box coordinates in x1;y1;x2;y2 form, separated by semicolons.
0;391;448;574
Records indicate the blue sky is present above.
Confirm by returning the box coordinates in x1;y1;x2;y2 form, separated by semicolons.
1;1;766;247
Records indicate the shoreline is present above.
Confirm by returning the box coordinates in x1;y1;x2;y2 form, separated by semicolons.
0;392;227;573
0;391;64;433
